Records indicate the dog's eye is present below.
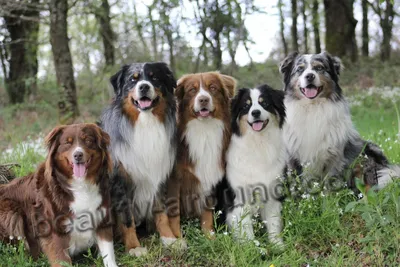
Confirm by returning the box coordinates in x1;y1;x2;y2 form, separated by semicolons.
297;66;304;72
65;137;73;145
244;99;251;109
259;97;264;103
189;88;196;93
209;85;217;91
152;76;158;81
315;66;324;71
85;138;93;146
130;73;139;82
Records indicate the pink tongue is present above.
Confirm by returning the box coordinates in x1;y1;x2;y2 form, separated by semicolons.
304;87;318;98
138;99;152;108
73;164;86;178
252;121;264;131
199;110;210;117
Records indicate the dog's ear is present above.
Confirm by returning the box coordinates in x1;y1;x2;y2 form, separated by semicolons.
44;125;66;180
270;89;286;128
45;125;66;151
175;74;190;101
279;52;298;89
110;65;129;97
230;88;247;136
85;123;110;151
159;62;177;94
332;56;343;76
89;124;112;180
279;52;298;75
220;74;237;98
322;52;343;81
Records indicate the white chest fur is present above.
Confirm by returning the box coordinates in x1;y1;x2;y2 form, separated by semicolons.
227;126;285;192
185;118;225;194
283;98;359;175
114;112;175;218
68;178;104;256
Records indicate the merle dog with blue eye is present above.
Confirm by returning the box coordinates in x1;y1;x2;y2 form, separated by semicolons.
280;52;399;194
98;62;179;255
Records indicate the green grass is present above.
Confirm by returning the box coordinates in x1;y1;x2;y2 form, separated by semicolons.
1;89;400;266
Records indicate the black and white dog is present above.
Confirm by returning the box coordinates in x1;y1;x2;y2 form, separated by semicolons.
99;62;178;254
222;85;286;245
280;52;399;191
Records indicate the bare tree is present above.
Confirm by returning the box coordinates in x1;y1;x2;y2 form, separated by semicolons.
362;0;369;57
1;0;40;103
312;0;321;53
366;0;395;61
278;0;288;56
94;0;115;67
291;0;299;52
49;0;79;124
324;0;358;61
301;0;309;53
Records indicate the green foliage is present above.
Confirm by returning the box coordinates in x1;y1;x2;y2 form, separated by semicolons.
1;90;400;266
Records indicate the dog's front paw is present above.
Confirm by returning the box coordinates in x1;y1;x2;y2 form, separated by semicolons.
160;236;177;246
161;236;188;251
128;247;148;257
270;237;285;251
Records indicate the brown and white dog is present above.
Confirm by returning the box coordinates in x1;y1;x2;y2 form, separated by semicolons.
167;72;236;239
0;124;117;267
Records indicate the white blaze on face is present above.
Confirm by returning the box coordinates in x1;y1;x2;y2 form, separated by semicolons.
72;146;86;178
135;80;156;109
248;89;269;131
194;80;214;117
298;55;321;87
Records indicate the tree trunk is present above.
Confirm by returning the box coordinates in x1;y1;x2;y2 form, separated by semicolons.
361;0;369;57
148;6;158;60
324;0;358;61
291;0;299;52
213;33;223;70
49;0;79;124
301;0;309;53
278;0;288;56
95;0;115;67
380;0;394;61
312;0;321;53
3;0;40;103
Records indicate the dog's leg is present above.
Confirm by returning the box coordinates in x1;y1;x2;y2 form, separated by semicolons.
260;199;283;246
96;226;118;267
200;208;215;238
166;168;182;238
155;211;178;246
120;222;147;256
0;199;29;249
226;205;254;240
40;234;72;267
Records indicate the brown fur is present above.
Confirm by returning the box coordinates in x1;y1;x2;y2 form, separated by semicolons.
0;124;113;267
168;72;236;237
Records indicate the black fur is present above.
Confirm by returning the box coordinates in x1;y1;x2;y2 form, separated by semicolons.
231;84;286;136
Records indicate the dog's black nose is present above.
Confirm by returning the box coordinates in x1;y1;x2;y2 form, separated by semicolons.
305;73;315;82
251;109;261;118
138;83;150;94
73;151;83;162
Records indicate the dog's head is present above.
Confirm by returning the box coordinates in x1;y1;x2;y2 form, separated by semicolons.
175;72;236;121
110;62;176;113
44;123;111;184
231;84;286;136
279;52;343;101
